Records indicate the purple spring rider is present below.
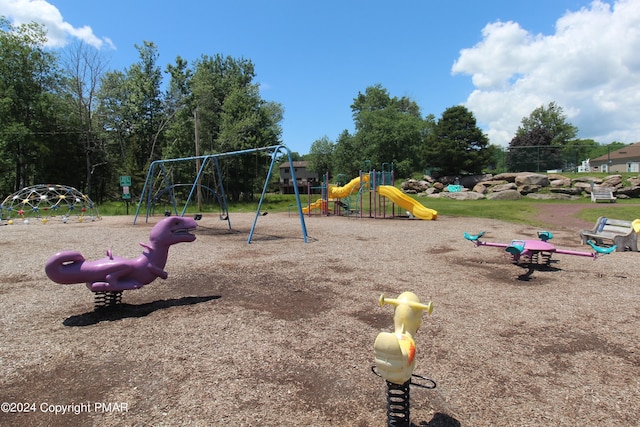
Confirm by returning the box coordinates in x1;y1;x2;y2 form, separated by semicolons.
45;216;197;308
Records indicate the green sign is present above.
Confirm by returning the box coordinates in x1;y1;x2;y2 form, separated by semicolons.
122;193;131;200
120;175;131;186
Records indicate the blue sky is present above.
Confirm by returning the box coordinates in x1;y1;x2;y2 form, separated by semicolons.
3;0;639;155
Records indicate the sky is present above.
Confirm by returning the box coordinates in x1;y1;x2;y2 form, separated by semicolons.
1;0;639;155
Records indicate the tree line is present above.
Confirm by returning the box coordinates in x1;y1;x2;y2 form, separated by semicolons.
1;18;624;205
308;93;626;180
0;19;282;203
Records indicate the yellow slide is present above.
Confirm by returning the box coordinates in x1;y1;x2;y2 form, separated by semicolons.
303;176;368;213
377;185;437;220
328;175;369;199
302;199;325;214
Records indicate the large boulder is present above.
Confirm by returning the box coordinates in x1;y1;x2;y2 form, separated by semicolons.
401;179;430;193
550;178;571;187
616;186;640;198
602;175;623;188
547;173;570;181
486;190;522;200
492;172;520;183
572;176;603;184
550;186;583;195
517;184;542;195
573;182;593;192
628;176;640;187
491;183;517;192
472;183;488;194
515;173;550;187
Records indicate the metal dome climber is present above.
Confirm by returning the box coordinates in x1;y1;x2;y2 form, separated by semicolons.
0;184;100;224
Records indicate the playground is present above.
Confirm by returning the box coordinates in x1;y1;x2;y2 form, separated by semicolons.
1;211;638;426
301;169;437;220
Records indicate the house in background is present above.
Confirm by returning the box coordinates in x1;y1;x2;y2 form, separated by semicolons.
587;142;640;173
278;161;320;194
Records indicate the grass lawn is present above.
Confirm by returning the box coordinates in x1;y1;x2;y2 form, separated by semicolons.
98;192;640;227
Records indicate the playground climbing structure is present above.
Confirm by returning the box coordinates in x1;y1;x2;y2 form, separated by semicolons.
303;163;437;220
0;184;100;224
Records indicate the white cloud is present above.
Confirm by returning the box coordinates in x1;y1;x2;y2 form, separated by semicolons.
452;0;640;146
0;0;115;50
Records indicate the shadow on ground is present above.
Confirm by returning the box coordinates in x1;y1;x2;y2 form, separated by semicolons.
63;295;220;327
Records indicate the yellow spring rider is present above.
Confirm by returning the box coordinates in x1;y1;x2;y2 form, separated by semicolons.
373;292;434;426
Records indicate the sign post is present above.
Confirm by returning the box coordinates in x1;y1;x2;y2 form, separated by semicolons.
120;176;132;214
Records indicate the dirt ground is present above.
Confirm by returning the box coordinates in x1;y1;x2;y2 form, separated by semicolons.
0;205;638;427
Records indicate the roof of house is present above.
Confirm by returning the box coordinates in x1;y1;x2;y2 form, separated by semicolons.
279;161;308;168
590;141;640;163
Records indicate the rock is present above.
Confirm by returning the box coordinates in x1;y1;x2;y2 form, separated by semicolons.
515;173;550;187
460;174;493;188
550;187;583;195
480;180;508;186
492;172;521;182
616;186;640;198
627;177;640;187
517;184;541;195
547;173;570;181
401;179;429;192
572;176;603;184
602;174;623;188
486;190;522;200
422;173;640;201
472;183;488;194
442;191;485;200
491;183;517;192
573;182;593;192
526;193;578;200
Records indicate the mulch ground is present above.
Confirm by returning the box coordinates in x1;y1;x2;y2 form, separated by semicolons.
1;206;638;426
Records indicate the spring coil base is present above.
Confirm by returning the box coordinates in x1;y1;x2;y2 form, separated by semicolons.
386;380;411;427
94;291;123;310
531;251;552;266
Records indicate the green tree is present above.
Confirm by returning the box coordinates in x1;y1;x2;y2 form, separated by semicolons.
517;102;577;145
507;126;559;172
127;42;164;168
332;130;361;178
562;138;599;170
97;41;165;193
424;105;491;177
96;69;132;171
0;18;65;192
507;102;578;172
61;41;109;200
189;54;283;201
350;84;425;177
163;56;195;163
308;136;334;176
